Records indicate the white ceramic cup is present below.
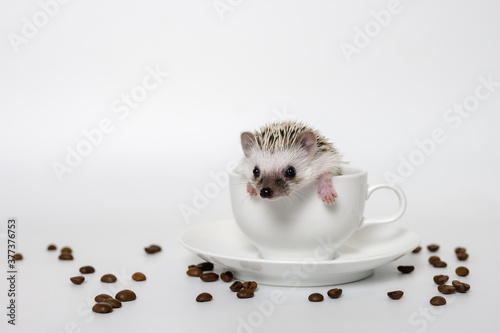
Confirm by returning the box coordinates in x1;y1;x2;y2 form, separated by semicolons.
229;165;407;261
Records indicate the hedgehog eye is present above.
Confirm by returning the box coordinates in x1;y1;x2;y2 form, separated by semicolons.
253;167;260;178
285;167;296;178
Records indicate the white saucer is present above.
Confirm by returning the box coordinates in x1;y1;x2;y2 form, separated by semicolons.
179;219;419;287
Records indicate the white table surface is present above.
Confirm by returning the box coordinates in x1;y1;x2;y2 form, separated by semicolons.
1;208;497;333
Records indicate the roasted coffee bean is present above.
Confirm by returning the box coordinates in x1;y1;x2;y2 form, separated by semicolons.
196;262;214;271
308;293;324;302
59;253;73;260
237;289;254;299
430;296;446;306
452;280;470;293
387;291;404;300
428;256;440;264
427;244;439;252
61;247;72;254
412;246;422;253
94;294;112;302
101;274;117;283
397;265;415;274
102;298;122;308
230;281;243;292
455;266;469;277
79;266;95;274
13;253;23;260
92;302;113;314
70;276;85;285
438;285;456;294
115;289;136;302
187;267;202;277
433;275;449;285
47;244;57;251
132;272;146;281
200;273;219;282
242;281;257;291
221;271;234;282
327;288;343;299
432;260;447;268
144;245;161;254
196;292;213;302
455;247;469;260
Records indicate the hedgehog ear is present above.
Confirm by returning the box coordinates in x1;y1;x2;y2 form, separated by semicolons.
241;132;256;158
296;131;317;158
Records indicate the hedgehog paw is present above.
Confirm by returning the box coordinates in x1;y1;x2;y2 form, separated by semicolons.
319;189;337;204
247;183;258;197
317;177;337;204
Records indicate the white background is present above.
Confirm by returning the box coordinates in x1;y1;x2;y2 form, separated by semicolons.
1;0;499;332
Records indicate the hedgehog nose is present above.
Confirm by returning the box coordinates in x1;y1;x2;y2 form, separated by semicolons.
260;188;273;198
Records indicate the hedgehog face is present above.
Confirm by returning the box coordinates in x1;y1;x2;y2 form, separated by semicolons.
240;133;317;200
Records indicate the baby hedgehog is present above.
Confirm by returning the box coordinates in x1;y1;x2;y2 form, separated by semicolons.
237;121;344;204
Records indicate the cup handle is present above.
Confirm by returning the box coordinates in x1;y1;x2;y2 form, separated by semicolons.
361;183;407;227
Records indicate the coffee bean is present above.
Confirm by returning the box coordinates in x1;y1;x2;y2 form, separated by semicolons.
13;253;23;260
397;265;414;274
132;272;146;281
433;275;449;285
115;289;136;302
327;288;342;299
412;246;422;253
196;262;214;271
387;290;404;300
455;247;469;261
102;298;122;308
230;281;243;292
428;256;440;264
237;289;254;299
61;247;72;254
101;274;117;283
242;281;257;291
70;276;85;285
144;245;161;254
187;267;202;277
200;273;219;282
427;244;439;252
432;260;447;268
452;280;470;293
438;285;456;294
430;296;446;306
221;271;234;282
92;302;113;314
456;266;469;277
196;292;213;302
79;266;95;274
94;294;112;302
58;253;73;260
308;293;324;302
47;244;57;251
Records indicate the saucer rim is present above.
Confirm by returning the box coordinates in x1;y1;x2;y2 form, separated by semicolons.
179;219;420;266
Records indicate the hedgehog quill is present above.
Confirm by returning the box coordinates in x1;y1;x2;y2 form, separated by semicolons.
236;121;344;204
